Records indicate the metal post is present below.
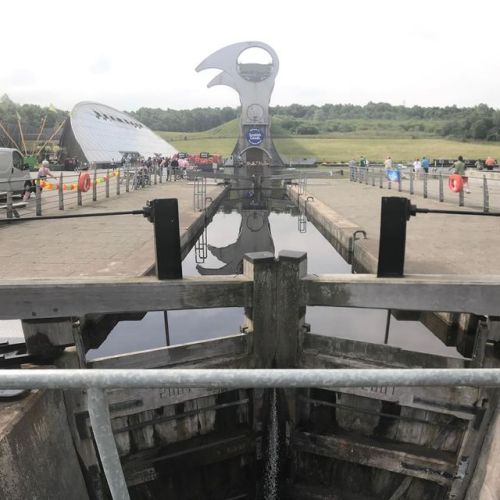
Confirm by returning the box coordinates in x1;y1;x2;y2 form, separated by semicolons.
105;170;110;198
163;311;170;346
439;173;444;202
377;197;412;277
77;173;82;206
459;187;464;207
6;191;13;219
116;169;120;196
125;167;130;193
423;173;428;198
384;309;391;344
87;388;130;500
371;170;375;187
154;165;158;185
398;174;402;192
409;172;414;195
35;179;42;216
159;164;163;183
483;176;489;213
58;172;64;210
379;171;383;189
93;169;97;201
147;199;182;279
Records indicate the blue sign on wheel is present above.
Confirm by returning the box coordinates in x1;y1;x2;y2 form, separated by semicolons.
246;128;264;145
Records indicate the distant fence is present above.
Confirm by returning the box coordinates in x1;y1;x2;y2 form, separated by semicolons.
0;165;172;219
350;166;499;212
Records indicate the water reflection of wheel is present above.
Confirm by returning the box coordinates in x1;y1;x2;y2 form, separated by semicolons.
246;212;265;232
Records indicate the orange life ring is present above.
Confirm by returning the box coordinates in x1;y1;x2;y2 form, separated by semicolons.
448;174;463;193
78;173;91;192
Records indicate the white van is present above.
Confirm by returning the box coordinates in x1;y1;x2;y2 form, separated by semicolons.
0;148;32;196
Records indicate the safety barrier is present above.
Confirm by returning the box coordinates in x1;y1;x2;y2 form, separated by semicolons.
350;166;498;212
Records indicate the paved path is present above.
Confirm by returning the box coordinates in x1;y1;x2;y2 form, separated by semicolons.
306;178;500;275
0;180;224;279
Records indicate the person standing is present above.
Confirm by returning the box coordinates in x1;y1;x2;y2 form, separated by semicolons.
170;156;179;181
453;155;470;193
413;158;422;178
421;156;430;174
475;158;484;170
359;155;367;182
384;156;393;171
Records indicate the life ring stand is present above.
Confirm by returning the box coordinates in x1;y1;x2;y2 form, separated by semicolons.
78;173;91;192
448;174;463;193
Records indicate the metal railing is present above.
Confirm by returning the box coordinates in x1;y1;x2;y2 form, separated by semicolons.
0;165;172;220
1;367;499;500
349;166;499;212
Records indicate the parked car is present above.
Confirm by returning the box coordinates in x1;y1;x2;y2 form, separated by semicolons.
0;148;32;197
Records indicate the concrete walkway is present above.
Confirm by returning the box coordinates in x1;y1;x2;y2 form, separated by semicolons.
305;178;500;275
0;181;224;279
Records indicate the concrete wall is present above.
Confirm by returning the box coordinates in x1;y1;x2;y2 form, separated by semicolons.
0;390;89;500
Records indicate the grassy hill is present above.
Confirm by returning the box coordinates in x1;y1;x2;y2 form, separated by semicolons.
156;119;500;163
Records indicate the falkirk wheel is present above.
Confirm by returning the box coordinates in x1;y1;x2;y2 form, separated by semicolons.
196;41;284;166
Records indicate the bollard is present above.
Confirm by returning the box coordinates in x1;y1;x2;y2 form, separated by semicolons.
77;173;82;206
59;172;64;210
105;169;110;198
145;199;182;280
377;197;413;277
423;173;428;199
409;172;414;195
6;191;13;219
116;169;120;196
379;171;383;189
439;173;444;202
483;175;489;213
35;179;42;216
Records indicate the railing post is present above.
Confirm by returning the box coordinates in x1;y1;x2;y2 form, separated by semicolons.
243;252;277;368
105;169;110;198
423;173;428;198
58;172;64;210
398;173;402;192
35;179;42;216
483;175;489;213
125;167;130;193
154;165;158;185
409;171;414;195
379;171;383;189
439;173;444;202
159;164;163;183
371;170;375;187
92;169;97;201
87;388;130;500
77;173;82;206
6;191;13;219
459;187;464;207
116;169;120;196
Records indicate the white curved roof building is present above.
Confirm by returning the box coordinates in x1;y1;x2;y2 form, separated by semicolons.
61;102;176;164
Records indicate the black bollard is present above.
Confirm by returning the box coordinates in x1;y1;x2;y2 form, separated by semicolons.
377;197;415;277
145;199;183;279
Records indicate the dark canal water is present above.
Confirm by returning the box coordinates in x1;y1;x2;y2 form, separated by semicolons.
87;191;461;360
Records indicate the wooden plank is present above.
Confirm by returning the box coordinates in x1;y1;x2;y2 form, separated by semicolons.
294;431;455;486
300;349;480;420
0;275;253;319
303;274;500;316
89;333;251;369
303;334;467;369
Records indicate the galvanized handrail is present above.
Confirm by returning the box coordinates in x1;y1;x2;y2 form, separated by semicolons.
1;368;500;389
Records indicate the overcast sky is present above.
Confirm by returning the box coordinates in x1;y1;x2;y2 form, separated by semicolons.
2;0;499;112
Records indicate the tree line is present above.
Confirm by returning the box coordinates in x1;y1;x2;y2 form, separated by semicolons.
2;94;500;142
